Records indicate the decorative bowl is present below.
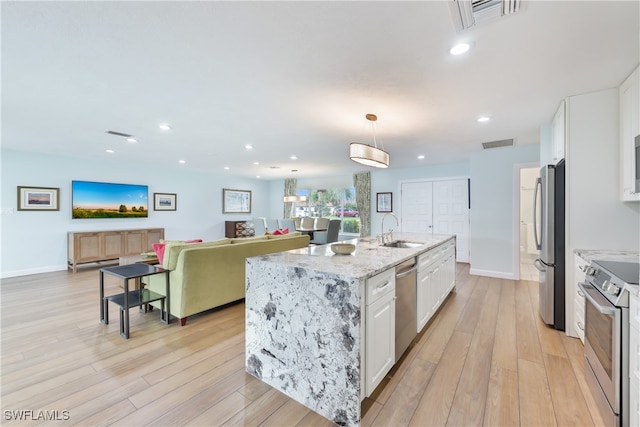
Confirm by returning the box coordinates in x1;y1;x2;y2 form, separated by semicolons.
331;243;356;255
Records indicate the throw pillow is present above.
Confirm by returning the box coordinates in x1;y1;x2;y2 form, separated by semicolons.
272;228;289;235
152;243;167;264
152;239;202;264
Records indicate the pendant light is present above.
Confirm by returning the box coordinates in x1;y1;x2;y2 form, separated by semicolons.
350;113;389;168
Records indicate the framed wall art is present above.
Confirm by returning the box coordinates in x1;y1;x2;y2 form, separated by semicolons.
376;192;392;213
17;186;60;211
154;193;177;211
223;189;251;214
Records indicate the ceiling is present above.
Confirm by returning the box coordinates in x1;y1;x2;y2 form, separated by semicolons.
2;1;638;180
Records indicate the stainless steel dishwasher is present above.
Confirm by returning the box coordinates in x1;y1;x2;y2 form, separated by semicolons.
395;257;418;362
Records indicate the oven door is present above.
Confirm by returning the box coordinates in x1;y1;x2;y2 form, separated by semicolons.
579;282;621;414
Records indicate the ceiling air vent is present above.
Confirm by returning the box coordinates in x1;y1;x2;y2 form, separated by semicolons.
482;138;514;149
105;130;133;138
449;0;521;31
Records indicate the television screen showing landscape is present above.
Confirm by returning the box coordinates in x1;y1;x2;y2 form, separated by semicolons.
72;180;148;219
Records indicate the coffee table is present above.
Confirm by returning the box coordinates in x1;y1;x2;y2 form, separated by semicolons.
100;263;170;338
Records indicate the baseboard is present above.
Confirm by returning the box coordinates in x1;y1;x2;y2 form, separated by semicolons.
469;268;517;280
1;264;68;279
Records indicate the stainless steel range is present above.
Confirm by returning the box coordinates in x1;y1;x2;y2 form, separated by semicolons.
579;260;639;427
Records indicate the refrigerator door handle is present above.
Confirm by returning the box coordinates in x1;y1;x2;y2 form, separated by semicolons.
534;258;546;272
533;177;542;251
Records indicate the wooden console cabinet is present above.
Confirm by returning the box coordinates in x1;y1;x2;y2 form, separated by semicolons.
225;221;255;238
68;228;164;272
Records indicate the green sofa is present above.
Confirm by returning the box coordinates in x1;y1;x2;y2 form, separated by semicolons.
145;232;309;325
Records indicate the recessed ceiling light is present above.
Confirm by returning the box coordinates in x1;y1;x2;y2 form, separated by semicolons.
224;166;230;170
256;175;261;179
450;43;470;55
178;160;186;164
126;137;137;143
418;155;425;160
159;123;172;131
245;144;253;150
477;116;491;123
106;149;115;153
253;161;259;165
290;155;297;160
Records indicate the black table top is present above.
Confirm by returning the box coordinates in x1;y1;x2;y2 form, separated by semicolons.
100;263;167;279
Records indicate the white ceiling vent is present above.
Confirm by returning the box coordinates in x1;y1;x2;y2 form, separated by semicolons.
482;138;514;149
449;0;522;31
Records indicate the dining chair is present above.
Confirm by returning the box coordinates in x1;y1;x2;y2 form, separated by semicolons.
266;219;279;233
300;217;315;229
252;217;266;235
315;217;330;229
279;218;295;231
310;219;341;245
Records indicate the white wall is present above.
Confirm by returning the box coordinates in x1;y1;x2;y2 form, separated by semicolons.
1;149;269;277
469;144;540;278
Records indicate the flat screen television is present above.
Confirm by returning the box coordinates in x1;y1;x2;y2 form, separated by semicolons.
72;180;148;219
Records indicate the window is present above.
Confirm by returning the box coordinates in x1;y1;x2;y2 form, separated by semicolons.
293;187;360;235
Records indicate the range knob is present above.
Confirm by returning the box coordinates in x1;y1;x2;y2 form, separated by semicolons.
585;266;597;276
603;281;620;296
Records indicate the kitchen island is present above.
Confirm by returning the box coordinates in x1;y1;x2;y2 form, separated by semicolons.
245;233;456;426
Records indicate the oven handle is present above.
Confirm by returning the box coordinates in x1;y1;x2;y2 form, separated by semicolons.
578;282;617;315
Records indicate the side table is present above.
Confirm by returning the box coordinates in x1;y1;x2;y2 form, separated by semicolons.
100;263;170;338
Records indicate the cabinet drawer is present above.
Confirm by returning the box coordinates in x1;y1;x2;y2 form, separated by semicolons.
418;248;439;271
366;268;395;304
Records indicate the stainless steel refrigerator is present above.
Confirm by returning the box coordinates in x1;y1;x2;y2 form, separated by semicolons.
533;159;565;331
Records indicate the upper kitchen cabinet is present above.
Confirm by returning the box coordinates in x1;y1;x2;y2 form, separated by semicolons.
551;100;566;165
620;65;640;202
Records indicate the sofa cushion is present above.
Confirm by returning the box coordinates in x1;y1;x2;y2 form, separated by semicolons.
162;238;229;269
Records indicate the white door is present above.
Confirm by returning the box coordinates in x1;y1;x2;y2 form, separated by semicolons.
432;179;470;262
400;181;433;233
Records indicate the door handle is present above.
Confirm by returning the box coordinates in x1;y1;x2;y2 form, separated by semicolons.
578;283;617;316
533;177;542;251
533;258;546;272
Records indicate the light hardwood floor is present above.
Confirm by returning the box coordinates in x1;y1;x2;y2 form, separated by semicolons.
1;263;605;426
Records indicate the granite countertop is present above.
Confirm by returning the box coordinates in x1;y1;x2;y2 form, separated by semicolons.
574;248;639;264
250;232;455;280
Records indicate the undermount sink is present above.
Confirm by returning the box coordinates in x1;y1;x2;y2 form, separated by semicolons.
382;240;423;248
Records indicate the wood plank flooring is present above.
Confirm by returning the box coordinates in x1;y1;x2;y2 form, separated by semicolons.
1;264;605;426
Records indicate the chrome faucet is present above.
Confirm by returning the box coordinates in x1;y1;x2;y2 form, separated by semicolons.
380;212;399;244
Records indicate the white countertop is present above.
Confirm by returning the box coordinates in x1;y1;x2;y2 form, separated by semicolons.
574;248;639;264
250;233;455;280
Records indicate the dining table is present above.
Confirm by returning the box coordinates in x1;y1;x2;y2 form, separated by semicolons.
295;227;327;240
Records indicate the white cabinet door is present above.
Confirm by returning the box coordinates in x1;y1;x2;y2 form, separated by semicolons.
551;100;566;164
620;66;640;201
365;290;395;395
573;254;588;342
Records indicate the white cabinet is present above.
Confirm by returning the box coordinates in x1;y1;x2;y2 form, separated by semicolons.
630;292;640;427
417;239;456;333
620;66;640;201
551;100;566;164
364;268;395;396
572;254;588;342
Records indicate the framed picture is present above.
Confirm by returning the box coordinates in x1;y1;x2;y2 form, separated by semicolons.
154;193;177;211
223;189;252;213
17;186;60;211
376;192;392;213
